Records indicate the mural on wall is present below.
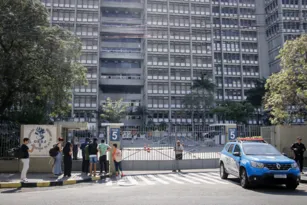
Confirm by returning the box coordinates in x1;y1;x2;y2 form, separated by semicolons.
23;125;57;157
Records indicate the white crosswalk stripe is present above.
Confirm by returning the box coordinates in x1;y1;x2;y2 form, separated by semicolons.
147;174;170;185
102;172;232;187
171;174;201;184
185;174;215;184
158;174;185;184
127;176;139;185
190;173;229;184
137;175;155;185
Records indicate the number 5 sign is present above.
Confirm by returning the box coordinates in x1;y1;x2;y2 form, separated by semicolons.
110;128;120;141
228;128;237;141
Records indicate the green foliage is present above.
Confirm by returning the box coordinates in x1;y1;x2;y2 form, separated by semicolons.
0;0;87;122
100;98;128;123
245;78;266;108
264;34;307;124
212;101;255;124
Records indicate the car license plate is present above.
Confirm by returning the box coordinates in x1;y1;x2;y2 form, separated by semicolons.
274;174;287;179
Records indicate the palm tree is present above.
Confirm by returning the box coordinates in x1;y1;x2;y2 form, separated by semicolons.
100;98;128;123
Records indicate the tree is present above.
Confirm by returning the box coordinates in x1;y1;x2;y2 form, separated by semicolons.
182;74;215;125
212;101;255;124
245;78;266;125
0;0;87;120
100;98;128;123
264;35;307;124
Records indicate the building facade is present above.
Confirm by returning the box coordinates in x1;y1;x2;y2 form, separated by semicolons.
41;0;271;133
265;0;307;73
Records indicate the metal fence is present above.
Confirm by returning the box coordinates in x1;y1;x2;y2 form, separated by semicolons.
0;120;20;159
120;124;261;161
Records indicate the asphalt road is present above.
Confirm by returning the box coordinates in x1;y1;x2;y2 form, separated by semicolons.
1;172;307;205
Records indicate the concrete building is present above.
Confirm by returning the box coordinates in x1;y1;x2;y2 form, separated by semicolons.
41;0;270;132
265;0;307;73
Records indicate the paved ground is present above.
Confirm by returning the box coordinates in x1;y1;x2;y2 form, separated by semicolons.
1;170;307;205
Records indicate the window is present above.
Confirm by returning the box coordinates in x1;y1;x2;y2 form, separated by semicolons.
227;144;234;153
233;145;241;154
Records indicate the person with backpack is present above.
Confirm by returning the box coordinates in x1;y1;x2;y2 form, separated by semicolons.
52;137;64;176
112;143;124;177
20;138;35;182
63;142;73;177
88;138;98;176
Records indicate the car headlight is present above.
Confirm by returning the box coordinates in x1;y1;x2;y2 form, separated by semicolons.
291;162;298;168
251;161;264;168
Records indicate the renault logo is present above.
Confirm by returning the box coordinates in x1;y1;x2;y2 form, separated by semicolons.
276;163;281;169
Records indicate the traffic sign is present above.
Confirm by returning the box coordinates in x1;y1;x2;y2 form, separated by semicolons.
110;128;120;141
228;128;237;140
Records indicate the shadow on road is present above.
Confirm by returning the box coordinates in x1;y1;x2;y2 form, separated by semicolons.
226;178;307;196
1;187;22;194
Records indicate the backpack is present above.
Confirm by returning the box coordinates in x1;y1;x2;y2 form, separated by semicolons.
49;144;58;157
14;146;24;159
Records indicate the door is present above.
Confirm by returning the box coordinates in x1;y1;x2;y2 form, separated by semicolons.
231;144;241;177
224;144;234;174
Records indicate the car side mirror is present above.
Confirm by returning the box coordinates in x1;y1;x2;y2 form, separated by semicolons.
233;152;241;157
282;153;288;157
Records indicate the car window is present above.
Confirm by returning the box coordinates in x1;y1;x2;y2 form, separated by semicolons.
242;144;281;156
227;144;234;153
233;145;241;154
224;144;230;151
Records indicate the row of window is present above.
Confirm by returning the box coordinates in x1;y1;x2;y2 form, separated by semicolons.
41;0;99;8
74;96;97;108
101;60;141;69
212;7;255;15
82;39;98;50
147;30;211;41
147;43;212;54
147;3;210;15
78;53;98;64
147;16;211;28
76;26;99;36
147;56;212;67
52;11;99;22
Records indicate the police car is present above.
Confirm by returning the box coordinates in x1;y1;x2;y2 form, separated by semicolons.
219;137;301;190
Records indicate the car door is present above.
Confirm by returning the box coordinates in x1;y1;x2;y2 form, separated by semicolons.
224;144;235;174
231;144;241;177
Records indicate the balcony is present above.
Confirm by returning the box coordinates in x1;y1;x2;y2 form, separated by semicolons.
101;67;142;74
101;1;143;10
100;51;143;60
101;17;142;25
100;78;143;86
101;26;144;34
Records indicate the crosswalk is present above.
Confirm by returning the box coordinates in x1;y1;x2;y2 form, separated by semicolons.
97;172;307;190
100;172;229;187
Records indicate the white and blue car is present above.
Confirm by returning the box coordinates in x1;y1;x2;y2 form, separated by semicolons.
219;138;301;190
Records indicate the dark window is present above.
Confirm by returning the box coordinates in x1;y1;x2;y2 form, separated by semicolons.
233;145;241;154
227;144;234;153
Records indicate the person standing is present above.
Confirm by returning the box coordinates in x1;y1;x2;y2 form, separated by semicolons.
20;138;35;182
98;139;111;175
88;138;98;176
80;138;90;174
173;140;184;172
53;137;64;176
63;142;73;177
291;137;306;174
112;143;124;177
72;136;79;160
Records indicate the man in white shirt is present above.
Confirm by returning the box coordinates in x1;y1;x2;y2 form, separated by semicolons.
173;140;184;172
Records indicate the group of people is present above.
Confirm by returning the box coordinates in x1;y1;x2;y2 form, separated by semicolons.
79;138;124;177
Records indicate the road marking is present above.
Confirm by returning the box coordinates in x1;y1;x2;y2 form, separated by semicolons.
127;176;139;185
105;178;113;186
209;172;220;177
186;174;215;184
204;173;223;180
137;176;155;185
197;173;229;184
158;174;185;184
147;175;169;185
171;174;201;184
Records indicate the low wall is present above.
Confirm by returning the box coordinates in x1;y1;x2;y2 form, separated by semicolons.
0;160;19;173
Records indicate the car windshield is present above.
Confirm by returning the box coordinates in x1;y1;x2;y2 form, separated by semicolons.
242;144;281;156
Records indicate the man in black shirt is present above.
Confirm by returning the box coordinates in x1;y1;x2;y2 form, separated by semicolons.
21;138;35;182
88;138;98;176
291;137;306;174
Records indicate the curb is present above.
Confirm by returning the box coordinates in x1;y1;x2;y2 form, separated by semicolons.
0;175;109;189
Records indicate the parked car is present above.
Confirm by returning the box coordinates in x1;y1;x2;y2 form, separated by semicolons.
219;138;301;190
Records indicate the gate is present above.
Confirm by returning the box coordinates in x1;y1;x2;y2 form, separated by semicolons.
0;120;20;159
120;124;226;171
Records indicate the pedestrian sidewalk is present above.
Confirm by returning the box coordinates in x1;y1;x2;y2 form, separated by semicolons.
0;172;109;189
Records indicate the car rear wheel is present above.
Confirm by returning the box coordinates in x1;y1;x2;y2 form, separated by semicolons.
220;163;228;179
240;168;250;189
286;182;298;190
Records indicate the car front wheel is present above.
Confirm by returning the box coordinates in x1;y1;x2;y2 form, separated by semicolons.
240;168;250;189
220;163;228;179
286;182;298;190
